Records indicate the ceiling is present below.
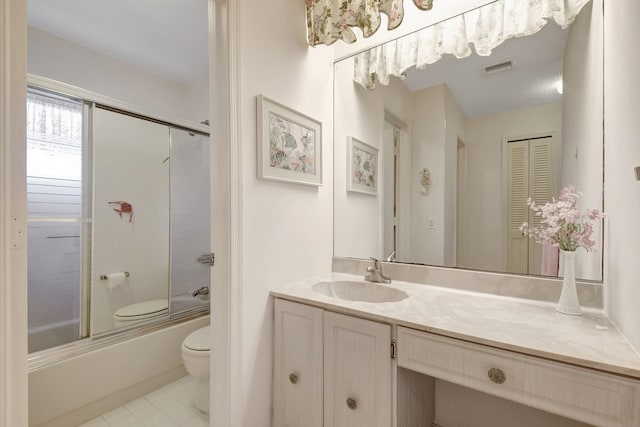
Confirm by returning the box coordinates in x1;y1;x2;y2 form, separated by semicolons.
27;0;209;85
402;22;568;118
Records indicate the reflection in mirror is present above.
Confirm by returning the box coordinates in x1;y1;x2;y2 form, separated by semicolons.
334;0;603;281
26;1;210;351
92;107;171;336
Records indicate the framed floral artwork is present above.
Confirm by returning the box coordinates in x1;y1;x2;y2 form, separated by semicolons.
347;136;378;195
257;95;322;186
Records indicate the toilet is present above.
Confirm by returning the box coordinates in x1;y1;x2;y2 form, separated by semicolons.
181;325;210;413
112;299;169;327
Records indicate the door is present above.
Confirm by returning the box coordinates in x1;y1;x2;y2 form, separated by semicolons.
506;136;554;274
169;128;211;314
324;311;392;427
273;299;324;427
92;107;170;335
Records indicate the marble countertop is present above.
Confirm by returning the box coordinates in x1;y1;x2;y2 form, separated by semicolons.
271;273;640;379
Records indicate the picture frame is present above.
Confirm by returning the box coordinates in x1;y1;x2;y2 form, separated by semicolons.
256;95;322;186
347;136;378;195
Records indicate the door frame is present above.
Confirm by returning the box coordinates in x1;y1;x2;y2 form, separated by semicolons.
1;1;242;426
209;0;242;425
1;0;28;426
456;137;468;268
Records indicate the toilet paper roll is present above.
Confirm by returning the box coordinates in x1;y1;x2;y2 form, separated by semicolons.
105;272;127;290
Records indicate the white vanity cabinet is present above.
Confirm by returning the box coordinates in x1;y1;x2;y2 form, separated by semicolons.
273;299;393;427
324;311;392;427
397;327;640;427
273;299;324;427
273;274;640;427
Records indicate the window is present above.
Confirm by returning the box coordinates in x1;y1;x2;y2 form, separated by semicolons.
26;88;91;352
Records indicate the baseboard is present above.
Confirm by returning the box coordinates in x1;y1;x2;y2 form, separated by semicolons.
33;366;187;427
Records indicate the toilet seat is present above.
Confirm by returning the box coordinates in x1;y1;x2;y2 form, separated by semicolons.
113;299;168;322
182;325;210;356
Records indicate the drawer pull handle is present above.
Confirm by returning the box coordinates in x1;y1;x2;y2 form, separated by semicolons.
346;397;357;410
488;368;506;384
289;373;298;384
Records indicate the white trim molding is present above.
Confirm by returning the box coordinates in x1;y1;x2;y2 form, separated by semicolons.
210;0;243;426
0;0;28;426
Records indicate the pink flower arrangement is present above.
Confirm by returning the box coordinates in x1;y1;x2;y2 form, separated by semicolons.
520;185;603;252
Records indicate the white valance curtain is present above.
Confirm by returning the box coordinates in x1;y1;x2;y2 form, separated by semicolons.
354;0;591;89
306;0;434;47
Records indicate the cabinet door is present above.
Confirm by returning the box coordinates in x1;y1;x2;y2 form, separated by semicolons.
324;311;392;427
273;299;324;427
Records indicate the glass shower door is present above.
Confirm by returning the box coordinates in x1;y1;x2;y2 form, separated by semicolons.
169;128;211;315
26;88;90;353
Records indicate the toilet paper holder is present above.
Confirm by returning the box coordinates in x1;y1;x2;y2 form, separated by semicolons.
100;272;130;280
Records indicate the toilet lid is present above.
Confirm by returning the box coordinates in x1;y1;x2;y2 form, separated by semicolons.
114;299;168;319
183;326;210;351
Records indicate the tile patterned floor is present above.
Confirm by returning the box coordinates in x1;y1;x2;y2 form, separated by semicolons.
79;376;208;427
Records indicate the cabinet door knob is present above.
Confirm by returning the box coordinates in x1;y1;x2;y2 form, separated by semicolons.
346;397;357;410
488;367;506;384
289;373;298;384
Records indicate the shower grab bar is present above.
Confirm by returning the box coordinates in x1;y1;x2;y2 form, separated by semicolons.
99;272;130;280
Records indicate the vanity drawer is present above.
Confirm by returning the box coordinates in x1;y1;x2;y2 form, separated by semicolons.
397;327;640;427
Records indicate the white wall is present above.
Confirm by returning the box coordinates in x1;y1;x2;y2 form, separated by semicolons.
237;0;334;425
604;0;640;351
334;56;385;259
333;57;414;260
463;103;563;273
184;73;210;124
562;0;604;281
27;26;205;123
410;85;447;265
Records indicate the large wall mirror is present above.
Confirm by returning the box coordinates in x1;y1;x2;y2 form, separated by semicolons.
334;0;604;282
26;0;211;352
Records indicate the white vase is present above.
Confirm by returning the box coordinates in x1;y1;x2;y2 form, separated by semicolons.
556;250;582;315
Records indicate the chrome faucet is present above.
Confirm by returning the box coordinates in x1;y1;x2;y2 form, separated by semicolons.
192;286;209;297
364;257;391;284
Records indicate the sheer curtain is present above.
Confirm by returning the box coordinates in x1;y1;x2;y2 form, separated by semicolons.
354;0;591;89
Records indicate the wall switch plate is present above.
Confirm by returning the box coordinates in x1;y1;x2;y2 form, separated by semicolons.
428;217;436;229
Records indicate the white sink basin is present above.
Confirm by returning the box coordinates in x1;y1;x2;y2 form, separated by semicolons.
312;280;408;303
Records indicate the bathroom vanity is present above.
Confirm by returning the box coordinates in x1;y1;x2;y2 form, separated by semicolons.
272;274;640;427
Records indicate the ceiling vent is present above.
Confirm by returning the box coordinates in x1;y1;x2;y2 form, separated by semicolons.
483;59;514;78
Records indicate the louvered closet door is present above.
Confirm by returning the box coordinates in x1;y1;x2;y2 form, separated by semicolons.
527;138;553;275
507;140;530;274
506;137;553;275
